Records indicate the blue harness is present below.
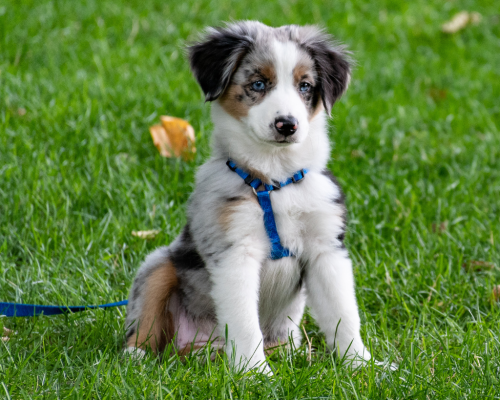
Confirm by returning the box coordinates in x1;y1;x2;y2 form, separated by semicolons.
226;159;307;260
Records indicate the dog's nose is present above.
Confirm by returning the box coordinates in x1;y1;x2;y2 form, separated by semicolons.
274;116;298;137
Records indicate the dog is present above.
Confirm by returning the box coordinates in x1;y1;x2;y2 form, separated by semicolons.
125;21;371;372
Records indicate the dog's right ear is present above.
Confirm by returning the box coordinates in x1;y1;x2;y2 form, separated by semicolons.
188;26;253;102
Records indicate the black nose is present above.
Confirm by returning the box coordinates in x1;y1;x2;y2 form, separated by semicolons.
274;116;298;137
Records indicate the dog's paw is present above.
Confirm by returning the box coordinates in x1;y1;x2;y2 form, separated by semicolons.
124;346;146;360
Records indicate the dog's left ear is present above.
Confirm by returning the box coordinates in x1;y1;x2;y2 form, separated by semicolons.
300;28;352;115
188;26;254;102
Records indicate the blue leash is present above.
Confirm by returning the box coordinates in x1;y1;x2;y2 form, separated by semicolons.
0;300;128;317
2;160;306;317
226;159;307;260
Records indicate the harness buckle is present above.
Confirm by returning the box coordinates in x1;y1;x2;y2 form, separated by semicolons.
291;169;305;183
226;159;237;171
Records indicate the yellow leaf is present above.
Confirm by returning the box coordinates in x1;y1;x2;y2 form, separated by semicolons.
149;116;196;160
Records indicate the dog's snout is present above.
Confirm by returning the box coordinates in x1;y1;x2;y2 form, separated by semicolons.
274;116;298;137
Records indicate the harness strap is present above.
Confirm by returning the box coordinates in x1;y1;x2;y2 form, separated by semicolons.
256;191;292;260
0;300;128;317
226;159;308;260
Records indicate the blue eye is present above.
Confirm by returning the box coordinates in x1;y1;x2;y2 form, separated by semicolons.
300;82;311;92
251;81;266;91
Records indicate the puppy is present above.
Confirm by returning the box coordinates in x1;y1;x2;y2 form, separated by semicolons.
125;21;371;372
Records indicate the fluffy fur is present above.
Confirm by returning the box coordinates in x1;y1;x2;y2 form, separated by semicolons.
125;21;370;372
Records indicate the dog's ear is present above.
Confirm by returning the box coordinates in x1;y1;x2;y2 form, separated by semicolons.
188;26;254;102
300;28;352;115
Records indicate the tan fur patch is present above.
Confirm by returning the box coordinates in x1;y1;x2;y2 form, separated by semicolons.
309;100;324;120
259;63;277;84
219;84;250;119
219;61;277;120
218;198;250;232
293;64;312;86
293;59;323;120
127;261;178;353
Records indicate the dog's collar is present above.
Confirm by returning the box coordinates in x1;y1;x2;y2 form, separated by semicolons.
226;159;307;192
226;159;308;260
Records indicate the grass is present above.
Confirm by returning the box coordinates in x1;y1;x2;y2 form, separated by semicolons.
1;0;499;398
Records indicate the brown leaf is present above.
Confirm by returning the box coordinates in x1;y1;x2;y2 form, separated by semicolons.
132;229;160;239
493;285;500;302
462;260;495;272
442;11;482;34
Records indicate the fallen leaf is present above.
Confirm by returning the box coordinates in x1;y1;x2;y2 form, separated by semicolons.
493;285;500;302
161;116;196;158
132;229;160;239
150;124;173;157
442;11;482;34
17;107;26;116
149;116;196;160
432;221;448;233
462;260;495;272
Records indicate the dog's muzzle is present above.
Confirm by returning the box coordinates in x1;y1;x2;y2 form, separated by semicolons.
274;116;298;137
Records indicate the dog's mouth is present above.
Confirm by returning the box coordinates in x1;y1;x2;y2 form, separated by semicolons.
267;134;298;146
266;139;295;147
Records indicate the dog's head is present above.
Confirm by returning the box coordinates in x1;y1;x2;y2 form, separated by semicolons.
188;21;351;147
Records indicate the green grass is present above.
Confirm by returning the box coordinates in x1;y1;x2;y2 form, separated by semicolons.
1;0;500;398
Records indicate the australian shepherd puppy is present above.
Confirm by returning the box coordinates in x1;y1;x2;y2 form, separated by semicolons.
125;21;371;372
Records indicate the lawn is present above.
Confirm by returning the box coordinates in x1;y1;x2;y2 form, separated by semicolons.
1;0;499;398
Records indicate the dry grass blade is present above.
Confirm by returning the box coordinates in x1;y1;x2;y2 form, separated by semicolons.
301;324;312;365
442;11;482;34
462;260;495;272
493;285;500;302
132;230;160;239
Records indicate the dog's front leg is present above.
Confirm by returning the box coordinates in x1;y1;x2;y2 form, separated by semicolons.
305;249;370;365
208;248;269;372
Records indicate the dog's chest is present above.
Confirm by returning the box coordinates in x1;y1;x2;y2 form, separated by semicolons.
265;172;343;254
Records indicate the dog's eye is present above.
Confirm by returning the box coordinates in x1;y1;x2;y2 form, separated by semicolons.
299;82;311;93
251;81;266;92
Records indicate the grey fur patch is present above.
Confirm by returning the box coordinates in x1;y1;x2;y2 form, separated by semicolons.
176;268;216;320
321;169;347;248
